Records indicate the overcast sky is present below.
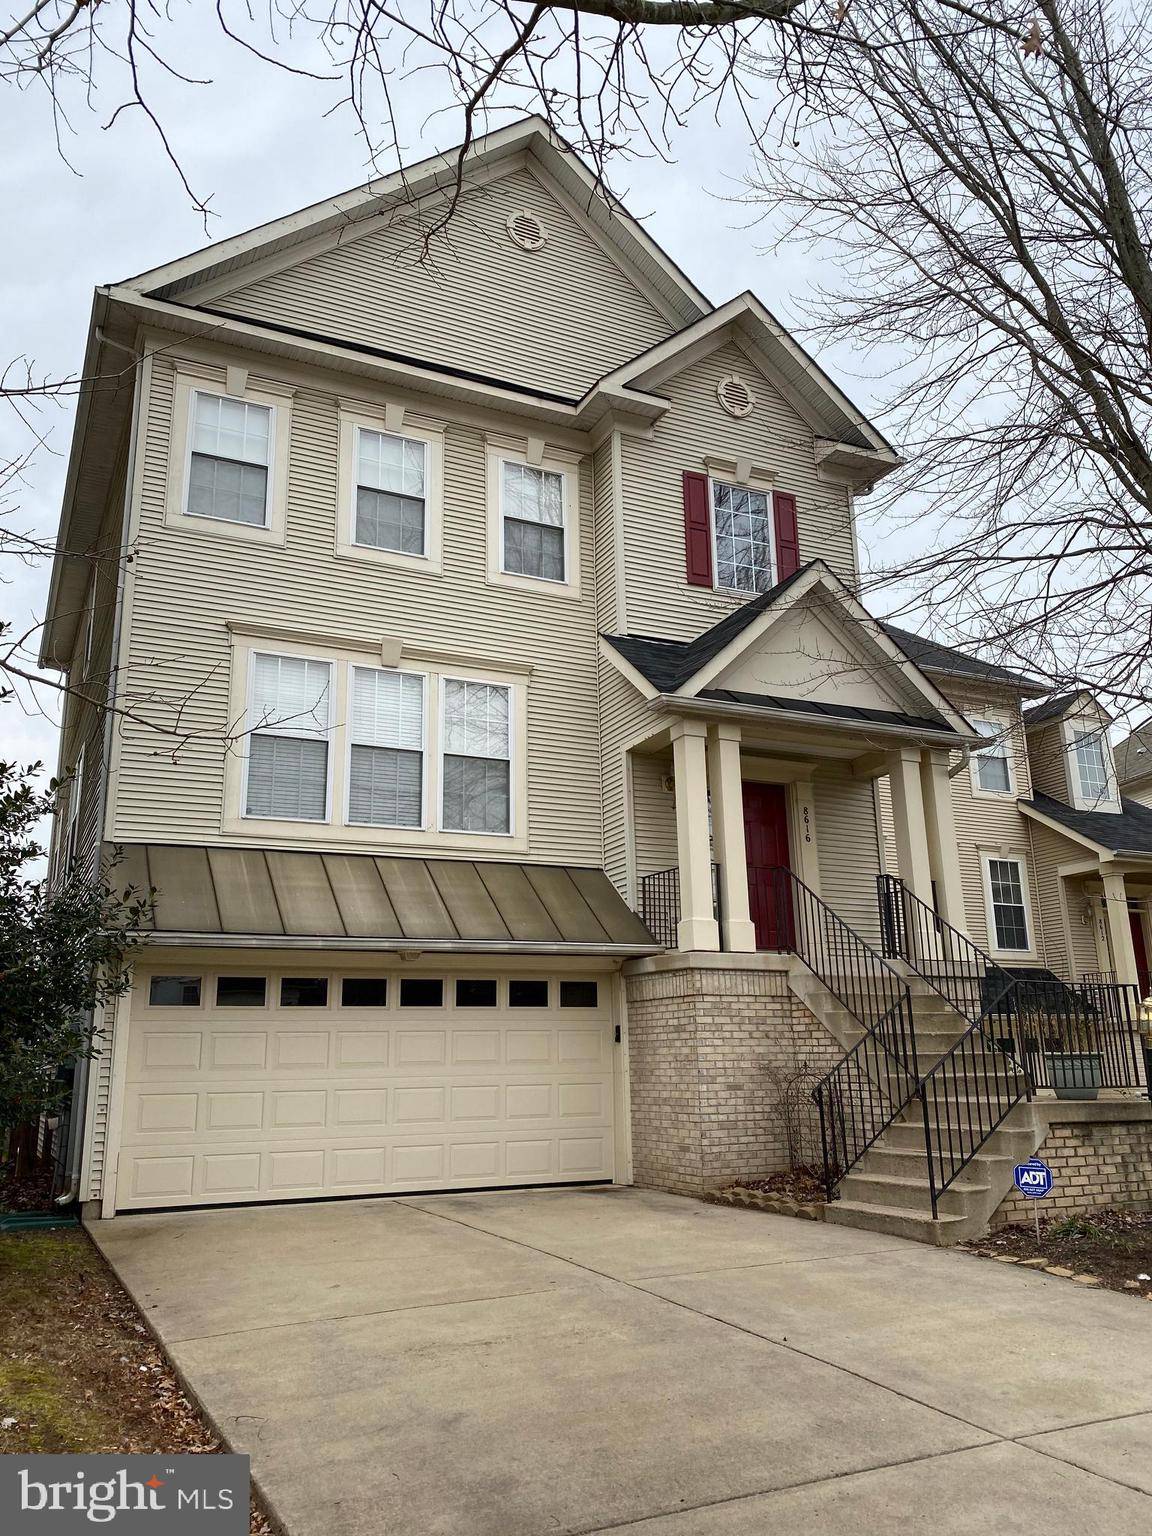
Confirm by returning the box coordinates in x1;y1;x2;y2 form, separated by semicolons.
1;14;897;812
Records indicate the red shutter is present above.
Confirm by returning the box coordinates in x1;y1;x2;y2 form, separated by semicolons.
773;490;800;579
683;471;713;587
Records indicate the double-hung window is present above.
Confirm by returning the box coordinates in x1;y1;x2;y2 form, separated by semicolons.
1073;730;1110;802
63;748;84;874
441;679;511;834
354;428;427;555
985;857;1030;952
348;667;425;827
972;719;1012;794
187;391;272;527
711;480;774;594
501;462;565;582
245;653;332;821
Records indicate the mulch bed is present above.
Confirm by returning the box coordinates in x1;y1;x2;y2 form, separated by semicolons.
733;1167;828;1204
0;1163;56;1213
964;1207;1152;1299
0;1225;273;1533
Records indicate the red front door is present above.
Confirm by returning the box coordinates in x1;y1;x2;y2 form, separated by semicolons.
742;782;792;949
1130;908;1151;999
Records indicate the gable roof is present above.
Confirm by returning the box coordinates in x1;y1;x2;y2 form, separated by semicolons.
590;293;899;462
120;117;709;328
1116;722;1152;786
881;624;1046;695
602;561;976;740
1020;795;1152;859
1023;689;1103;727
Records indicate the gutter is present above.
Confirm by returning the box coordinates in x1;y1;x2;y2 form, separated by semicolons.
128;932;662;957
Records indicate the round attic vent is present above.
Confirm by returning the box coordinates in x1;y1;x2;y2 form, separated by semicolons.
717;375;756;418
506;210;547;251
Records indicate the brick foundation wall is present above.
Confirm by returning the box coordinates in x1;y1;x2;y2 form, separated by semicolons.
624;963;842;1196
992;1112;1152;1226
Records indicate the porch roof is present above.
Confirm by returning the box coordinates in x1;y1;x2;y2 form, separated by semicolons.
696;687;954;734
107;843;659;953
1019;795;1152;858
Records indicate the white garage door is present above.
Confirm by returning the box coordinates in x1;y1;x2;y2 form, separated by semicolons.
116;965;616;1210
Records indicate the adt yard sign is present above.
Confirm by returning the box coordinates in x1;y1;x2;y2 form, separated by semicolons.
1013;1158;1054;1199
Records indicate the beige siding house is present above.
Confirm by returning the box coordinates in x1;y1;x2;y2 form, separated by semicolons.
42;118;1152;1239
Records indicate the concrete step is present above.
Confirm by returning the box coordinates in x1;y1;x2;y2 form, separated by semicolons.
838;1170;989;1215
825;1199;971;1245
881;1117;1036;1156
857;1145;1017;1185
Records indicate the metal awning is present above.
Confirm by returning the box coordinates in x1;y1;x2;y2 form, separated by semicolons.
108;844;659;954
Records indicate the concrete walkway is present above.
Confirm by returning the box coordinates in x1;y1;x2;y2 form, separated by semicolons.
89;1187;1152;1536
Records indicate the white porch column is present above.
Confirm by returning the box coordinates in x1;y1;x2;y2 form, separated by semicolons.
706;723;756;953
1101;869;1139;986
887;746;934;908
671;719;721;952
920;748;968;934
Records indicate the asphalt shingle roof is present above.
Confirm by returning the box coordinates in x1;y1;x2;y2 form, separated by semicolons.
879;623;1041;691
1023;794;1152;856
1022;692;1087;727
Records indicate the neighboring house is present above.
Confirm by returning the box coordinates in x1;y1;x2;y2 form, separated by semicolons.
41;119;1152;1237
1117;720;1152;808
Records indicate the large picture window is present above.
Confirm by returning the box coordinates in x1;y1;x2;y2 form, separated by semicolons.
441;679;511;834
710;479;774;594
245;653;332;821
348;666;425;827
187;391;272;527
501;462;566;582
354;428;427;555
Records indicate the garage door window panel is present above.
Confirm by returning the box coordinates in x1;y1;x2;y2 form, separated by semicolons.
149;976;203;1007
400;978;444;1008
341;977;389;1007
217;976;268;1007
245;653;332;822
510;979;549;1008
280;977;329;1007
456;979;498;1007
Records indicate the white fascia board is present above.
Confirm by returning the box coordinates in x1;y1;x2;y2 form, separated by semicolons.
598;636;661;700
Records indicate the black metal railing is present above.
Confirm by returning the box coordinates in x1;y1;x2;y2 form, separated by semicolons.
637;864;721;949
769;867;921;1200
877;875;1149;1215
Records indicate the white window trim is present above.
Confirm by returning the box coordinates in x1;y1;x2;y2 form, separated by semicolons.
437;674;517;839
486;441;581;600
979;850;1036;958
345;664;431;831
165;365;293;546
242;650;336;824
64;747;85;874
708;475;778;597
222;634;528;853
1062;716;1120;811
968;716;1015;799
336;404;444;575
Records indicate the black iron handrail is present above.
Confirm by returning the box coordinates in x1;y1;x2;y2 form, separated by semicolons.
637;864;721;949
877;876;1039;1213
770;866;922;1200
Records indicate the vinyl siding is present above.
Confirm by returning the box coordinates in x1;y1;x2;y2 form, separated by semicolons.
597;660;661;900
877;689;1046;961
111;349;605;866
50;463;128;884
1028;819;1096;979
81;992;119;1201
212;167;672;400
1027;720;1073;801
618;341;856;640
814;766;883;948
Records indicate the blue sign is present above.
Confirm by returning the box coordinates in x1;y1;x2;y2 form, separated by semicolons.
1013;1158;1054;1199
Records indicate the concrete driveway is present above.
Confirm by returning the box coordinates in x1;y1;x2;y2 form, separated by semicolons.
89;1187;1152;1536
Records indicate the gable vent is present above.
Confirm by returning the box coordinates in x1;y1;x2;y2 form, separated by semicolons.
717;375;756;418
506;210;547;251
